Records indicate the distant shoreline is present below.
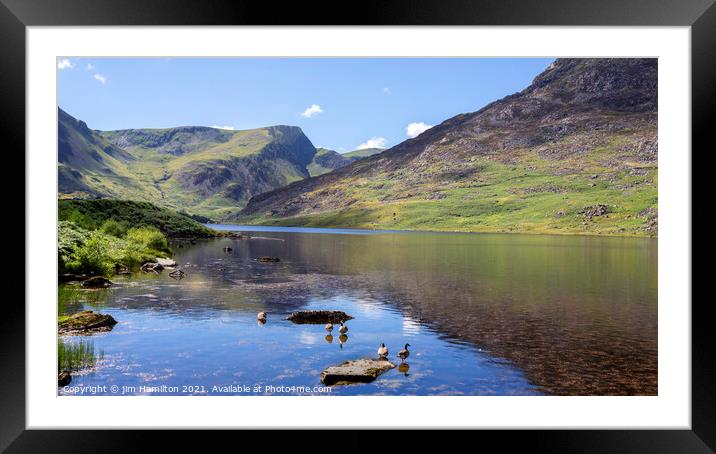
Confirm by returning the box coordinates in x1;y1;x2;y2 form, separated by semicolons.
208;222;657;239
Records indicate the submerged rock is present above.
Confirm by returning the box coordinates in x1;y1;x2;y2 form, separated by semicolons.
81;276;113;288
156;257;177;267
320;358;396;386
59;310;117;335
257;256;280;263
287;310;354;324
58;370;72;386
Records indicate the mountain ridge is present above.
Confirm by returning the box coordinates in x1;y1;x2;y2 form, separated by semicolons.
59;110;318;218
59;111;385;220
237;58;658;236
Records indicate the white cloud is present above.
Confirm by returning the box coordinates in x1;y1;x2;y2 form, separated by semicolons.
57;59;73;70
383;87;391;95
86;63;95;70
211;125;235;130
406;122;433;138
357;137;387;150
93;74;107;84
301;104;323;118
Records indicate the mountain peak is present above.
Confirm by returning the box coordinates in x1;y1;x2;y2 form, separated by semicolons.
523;58;657;112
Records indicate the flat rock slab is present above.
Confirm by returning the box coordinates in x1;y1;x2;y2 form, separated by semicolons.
59;310;117;335
156;258;177;267
320;358;396;386
287;310;354;324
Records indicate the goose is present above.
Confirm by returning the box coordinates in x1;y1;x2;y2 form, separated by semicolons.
338;321;348;335
325;322;333;333
257;311;267;322
339;334;348;350
397;343;411;362
377;343;389;358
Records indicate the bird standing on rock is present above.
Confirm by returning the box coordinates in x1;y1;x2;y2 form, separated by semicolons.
377;343;389;358
397;343;410;362
339;321;348;335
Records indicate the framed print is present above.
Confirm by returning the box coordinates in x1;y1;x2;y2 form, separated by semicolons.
4;0;711;449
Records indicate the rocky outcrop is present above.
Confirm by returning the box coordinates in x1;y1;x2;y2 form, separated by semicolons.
320;358;396;385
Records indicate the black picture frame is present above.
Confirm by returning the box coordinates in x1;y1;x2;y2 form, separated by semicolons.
3;0;709;450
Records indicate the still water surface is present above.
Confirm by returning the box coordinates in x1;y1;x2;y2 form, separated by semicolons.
59;225;657;396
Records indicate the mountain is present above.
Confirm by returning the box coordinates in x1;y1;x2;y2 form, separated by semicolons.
307;147;384;177
237;59;658;236
58;108;155;201
341;148;383;160
58;109;317;219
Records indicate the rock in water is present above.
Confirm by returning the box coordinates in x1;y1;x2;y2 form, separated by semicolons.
287;310;354;324
156;257;177;267
320;358;396;386
58;370;72;386
141;262;164;273
169;269;186;280
59;274;89;283
58;310;118;334
81;276;113;288
257;256;280;263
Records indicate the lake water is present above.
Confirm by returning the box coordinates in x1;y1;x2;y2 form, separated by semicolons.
58;225;657;396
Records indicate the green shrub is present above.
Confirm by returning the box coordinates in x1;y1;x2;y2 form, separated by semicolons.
126;227;170;253
58;220;172;276
58;199;215;238
100;219;129;238
67;231;115;276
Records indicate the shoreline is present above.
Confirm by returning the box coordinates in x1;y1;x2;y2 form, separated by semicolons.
209;221;658;239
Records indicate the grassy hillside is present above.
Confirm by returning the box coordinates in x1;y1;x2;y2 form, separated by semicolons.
341;148;383;160
58;199;214;238
59;110;318;219
237;59;658;237
58;108;160;201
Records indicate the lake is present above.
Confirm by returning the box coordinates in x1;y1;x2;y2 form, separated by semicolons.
58;225;657;396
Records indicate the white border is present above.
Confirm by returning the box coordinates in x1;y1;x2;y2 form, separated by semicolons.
27;27;691;429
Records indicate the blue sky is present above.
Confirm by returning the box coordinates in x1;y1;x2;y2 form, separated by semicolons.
57;57;554;152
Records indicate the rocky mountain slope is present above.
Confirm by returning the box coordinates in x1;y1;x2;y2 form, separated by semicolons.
59;110;383;220
100;123;316;219
308;147;383;177
237;59;658;236
58;110;316;219
58;108;155;201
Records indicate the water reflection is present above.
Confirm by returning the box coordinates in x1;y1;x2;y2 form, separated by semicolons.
57;227;656;396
